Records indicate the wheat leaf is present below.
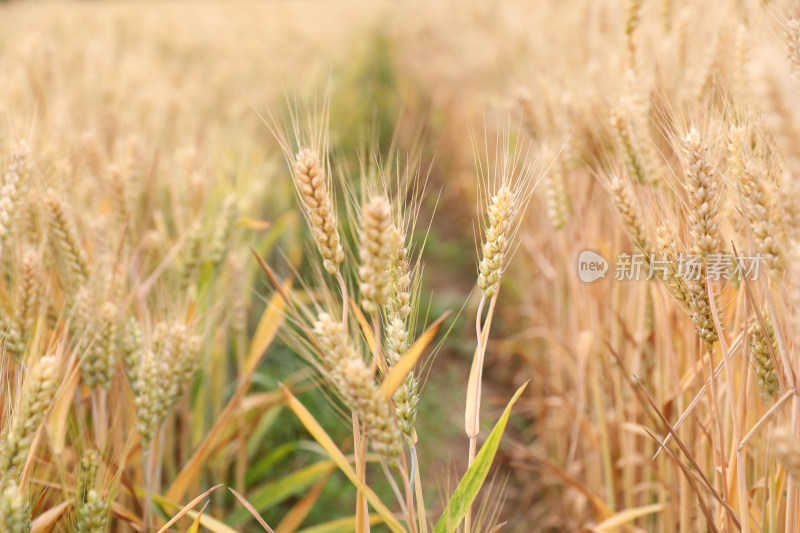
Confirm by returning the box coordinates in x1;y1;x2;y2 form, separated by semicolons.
433;381;527;533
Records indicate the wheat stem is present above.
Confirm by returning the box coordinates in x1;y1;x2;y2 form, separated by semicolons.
336;271;348;326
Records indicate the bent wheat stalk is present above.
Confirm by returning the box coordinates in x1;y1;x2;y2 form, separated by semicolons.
464;133;535;532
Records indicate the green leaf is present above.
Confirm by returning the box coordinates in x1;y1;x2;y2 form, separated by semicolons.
380;311;450;400
296;515;382;533
245;442;297;485
433;382;528;533
229;461;335;527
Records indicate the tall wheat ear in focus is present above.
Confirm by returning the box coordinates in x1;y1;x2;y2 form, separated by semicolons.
244;102;526;533
464;123;537;533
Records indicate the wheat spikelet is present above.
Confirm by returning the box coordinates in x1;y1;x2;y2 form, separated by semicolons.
75;450;108;533
79;449;101;494
70;286;93;352
542;147;570;230
134;348;167;445
622;70;666;186
180;146;206;214
733;25;750;102
384;314;409;376
611;108;648;184
661;0;672;31
134;321;201;443
3;318;24;359
386;224;412;321
384;224;418;438
166;326;203;408
0;141;31;252
140;229;163;273
0;480;29;533
0;355;59;473
123;136;145;194
181;221;204;291
386;316;418;438
683;128;722;257
623;0;643;60
19;198;42;253
107;164;132;233
76;489;108;533
81;132;104;178
773;426;800;481
81;303;117;389
686;279;718;348
16;246;39;346
121;317;142;392
314;312;402;458
654;225;689;307
784;17;800;82
151;322;177;407
134;321;180;444
748;313;779;405
45;188;89;290
227;253;248;336
739;162;785;273
2;246;39;357
781;177;800;243
293;148;344;275
728;126;786;273
358;195;393;313
384;314;413;423
680;129;723;348
207;194;238;267
478;186;515;299
610;176;651;258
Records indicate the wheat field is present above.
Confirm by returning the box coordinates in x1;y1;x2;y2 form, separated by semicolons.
3;0;800;532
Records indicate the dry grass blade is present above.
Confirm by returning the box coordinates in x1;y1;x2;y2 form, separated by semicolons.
246;278;293;373
250;247;325;356
706;277;749;533
465;297;496;438
511;459;612;520
637;382;741;529
30;501;72;532
156;484;223;533
380;310;450;400
651;352;730;460
295;515;383;533
350;297;376;353
641;427;720;533
594;504;664;531
228;487;276;533
739;390;794;451
111;502;144;532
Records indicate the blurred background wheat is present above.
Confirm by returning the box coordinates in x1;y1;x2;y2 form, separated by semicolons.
4;0;800;531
